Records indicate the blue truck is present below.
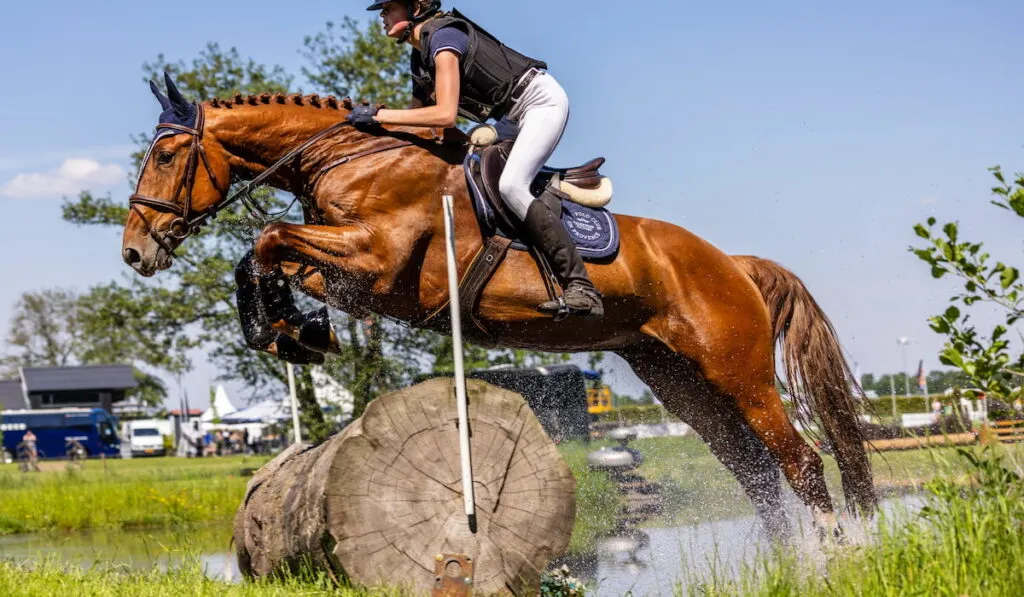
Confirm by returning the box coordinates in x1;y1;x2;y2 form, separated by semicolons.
0;408;121;460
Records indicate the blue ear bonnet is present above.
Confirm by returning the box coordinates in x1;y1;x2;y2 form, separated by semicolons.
149;72;198;135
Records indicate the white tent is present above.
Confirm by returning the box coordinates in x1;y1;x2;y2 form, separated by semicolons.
311;367;354;419
202;384;238;422
221;400;290;424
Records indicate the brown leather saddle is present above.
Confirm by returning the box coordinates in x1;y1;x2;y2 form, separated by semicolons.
477;140;608;236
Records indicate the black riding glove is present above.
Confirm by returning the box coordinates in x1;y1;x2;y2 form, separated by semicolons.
347;105;379;128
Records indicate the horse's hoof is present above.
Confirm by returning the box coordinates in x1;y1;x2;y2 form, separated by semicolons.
298;307;341;354
272;334;326;365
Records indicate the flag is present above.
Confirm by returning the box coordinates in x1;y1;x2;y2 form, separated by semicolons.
916;360;927;391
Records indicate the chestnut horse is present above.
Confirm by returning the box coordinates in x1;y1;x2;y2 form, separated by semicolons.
122;79;875;538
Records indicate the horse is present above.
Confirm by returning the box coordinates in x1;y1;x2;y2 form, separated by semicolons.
122;75;876;539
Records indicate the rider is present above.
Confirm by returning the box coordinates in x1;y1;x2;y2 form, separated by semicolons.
352;1;604;319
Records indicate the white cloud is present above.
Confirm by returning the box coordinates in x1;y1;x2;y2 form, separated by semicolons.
0;158;126;199
919;197;938;205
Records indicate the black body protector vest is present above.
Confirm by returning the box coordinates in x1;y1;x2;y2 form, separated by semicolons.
412;9;547;123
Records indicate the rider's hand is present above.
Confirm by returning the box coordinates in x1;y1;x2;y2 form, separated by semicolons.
347;105;379;128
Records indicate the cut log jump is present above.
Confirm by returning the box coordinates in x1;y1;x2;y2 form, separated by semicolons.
233;377;577;595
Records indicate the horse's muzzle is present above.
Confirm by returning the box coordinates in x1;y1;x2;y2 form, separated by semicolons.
122;246;170;277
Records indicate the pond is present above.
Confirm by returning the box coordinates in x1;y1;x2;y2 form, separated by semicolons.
0;495;924;595
0;524;240;582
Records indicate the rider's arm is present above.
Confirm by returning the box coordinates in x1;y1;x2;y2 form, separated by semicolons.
376;51;460;128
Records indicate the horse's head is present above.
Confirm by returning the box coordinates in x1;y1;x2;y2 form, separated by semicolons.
122;73;230;276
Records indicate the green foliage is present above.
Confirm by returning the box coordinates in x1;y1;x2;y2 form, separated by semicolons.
0;456;267;534
1;289;79;373
0;288;168;406
596;404;671;425
681;447;1024;596
860;369;973;397
0;560;414;597
302;18;413;108
911;166;1024;402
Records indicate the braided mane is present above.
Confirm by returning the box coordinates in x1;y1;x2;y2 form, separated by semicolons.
206;93;360;111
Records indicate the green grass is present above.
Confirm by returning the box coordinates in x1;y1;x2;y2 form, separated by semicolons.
0;446;623;557
679;446;1024;596
557;440;622;552
0;560;415;597
0;456;269;535
633;434;1020;526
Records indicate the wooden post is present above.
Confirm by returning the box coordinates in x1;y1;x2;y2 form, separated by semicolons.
442;193;476;529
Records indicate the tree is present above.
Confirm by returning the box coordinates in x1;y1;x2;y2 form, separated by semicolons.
0;287;168;406
911;165;1024;402
859;373;876;391
302;18;413;108
1;289;80;374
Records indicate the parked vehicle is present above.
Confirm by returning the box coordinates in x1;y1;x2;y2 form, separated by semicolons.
126;424;166;457
0;408;120;460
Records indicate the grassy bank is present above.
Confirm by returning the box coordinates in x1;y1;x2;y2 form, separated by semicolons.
0;445;622;553
0;560;412;597
634;434;1018;526
680;446;1024;596
0;456;268;534
557;440;621;552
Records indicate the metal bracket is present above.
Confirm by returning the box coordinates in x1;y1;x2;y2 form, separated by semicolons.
552;296;570;322
432;553;474;597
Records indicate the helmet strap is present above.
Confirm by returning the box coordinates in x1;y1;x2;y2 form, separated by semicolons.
397;21;414;44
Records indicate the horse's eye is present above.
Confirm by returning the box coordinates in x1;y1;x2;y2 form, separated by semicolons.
156;151;174;165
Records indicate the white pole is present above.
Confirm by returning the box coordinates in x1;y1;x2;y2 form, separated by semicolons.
287;362;302;444
443;193;476;525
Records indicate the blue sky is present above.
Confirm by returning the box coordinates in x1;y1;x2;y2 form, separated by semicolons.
1;1;1022;407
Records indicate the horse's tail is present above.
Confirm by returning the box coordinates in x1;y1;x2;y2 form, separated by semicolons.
733;255;877;515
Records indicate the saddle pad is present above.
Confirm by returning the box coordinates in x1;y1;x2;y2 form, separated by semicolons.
464;154;620;260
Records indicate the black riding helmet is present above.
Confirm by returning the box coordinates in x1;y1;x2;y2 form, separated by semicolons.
367;1;442;42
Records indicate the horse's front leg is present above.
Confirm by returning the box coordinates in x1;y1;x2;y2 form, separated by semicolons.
243;221;386;354
234;250;336;365
253;221;386;291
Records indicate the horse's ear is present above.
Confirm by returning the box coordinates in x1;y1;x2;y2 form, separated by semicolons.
163;71;190;115
150;80;171;111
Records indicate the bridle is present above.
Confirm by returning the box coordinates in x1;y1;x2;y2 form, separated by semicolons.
128;103;415;257
128;106;231;257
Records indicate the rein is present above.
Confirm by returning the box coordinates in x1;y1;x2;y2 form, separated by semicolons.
128;104;414;255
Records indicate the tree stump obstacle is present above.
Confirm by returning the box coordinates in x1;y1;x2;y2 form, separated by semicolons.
233;377;577;595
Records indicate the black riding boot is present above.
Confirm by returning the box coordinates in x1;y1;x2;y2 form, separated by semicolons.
520;201;604;318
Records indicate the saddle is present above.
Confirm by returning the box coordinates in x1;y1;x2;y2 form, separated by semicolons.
421;126;619;332
466;135;620;259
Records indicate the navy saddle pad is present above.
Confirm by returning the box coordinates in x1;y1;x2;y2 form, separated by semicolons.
463;153;620;260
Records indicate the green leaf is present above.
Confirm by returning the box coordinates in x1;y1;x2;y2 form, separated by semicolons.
1001;266;1020;290
944;306;961;321
913;223;931;239
942;222;958;243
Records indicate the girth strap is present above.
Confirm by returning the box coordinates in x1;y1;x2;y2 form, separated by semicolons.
418;235;513;334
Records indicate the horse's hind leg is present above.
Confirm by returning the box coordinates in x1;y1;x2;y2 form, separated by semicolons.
703;358;838;534
620;346;791;541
